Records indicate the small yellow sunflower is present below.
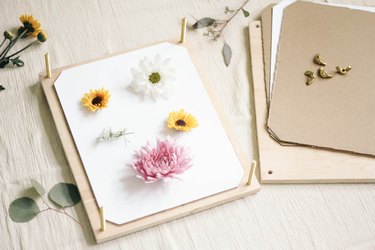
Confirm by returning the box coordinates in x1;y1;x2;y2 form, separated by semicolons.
19;14;42;37
167;109;198;132
81;88;110;112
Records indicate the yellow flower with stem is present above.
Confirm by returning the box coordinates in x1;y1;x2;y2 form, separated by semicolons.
0;15;46;68
167;109;198;132
81;88;111;112
19;14;42;37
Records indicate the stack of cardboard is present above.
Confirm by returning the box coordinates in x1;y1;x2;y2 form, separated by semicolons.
250;1;375;183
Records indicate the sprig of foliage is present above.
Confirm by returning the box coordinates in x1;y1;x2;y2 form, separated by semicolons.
97;127;134;143
192;0;251;66
8;180;82;227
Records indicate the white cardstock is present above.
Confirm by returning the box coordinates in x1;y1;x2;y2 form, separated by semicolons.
54;42;244;225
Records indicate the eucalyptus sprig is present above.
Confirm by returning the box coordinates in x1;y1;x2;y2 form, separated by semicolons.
0;15;47;69
8;180;82;228
192;0;250;66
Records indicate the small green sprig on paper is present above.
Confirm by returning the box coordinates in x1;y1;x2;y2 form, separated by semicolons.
97;128;134;143
0;15;47;69
192;0;250;66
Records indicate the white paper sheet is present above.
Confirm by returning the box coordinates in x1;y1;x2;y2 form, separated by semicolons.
269;0;375;101
54;42;244;224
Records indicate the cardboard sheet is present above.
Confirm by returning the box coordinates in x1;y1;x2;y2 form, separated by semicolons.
268;0;375;102
260;4;274;107
267;1;375;155
249;21;375;184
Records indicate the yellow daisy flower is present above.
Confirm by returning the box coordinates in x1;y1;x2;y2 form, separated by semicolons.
81;88;110;112
19;14;42;37
167;109;198;132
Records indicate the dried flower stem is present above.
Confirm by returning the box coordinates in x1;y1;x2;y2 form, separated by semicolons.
6;40;38;59
0;38;6;49
97;128;134;143
219;0;251;34
198;0;251;41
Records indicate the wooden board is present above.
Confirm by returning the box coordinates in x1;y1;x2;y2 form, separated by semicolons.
40;40;260;243
249;21;375;183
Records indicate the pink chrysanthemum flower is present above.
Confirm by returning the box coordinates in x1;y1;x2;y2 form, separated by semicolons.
132;138;193;183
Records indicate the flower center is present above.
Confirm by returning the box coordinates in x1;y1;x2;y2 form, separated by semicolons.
92;96;103;106
23;22;35;33
148;72;161;84
175;119;186;126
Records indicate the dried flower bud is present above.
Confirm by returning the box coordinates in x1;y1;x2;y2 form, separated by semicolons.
37;31;48;43
4;31;14;40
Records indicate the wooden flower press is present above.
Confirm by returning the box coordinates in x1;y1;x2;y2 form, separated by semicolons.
40;18;260;243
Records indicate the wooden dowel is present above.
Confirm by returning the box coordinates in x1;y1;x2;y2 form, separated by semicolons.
247;160;257;186
45;53;51;78
180;17;187;43
100;206;106;232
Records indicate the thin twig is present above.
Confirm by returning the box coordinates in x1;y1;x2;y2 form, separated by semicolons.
40;196;50;208
38;197;83;228
218;0;251;33
195;0;251;42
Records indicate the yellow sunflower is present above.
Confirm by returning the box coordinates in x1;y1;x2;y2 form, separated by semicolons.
19;14;42;37
167;109;198;132
81;88;110;112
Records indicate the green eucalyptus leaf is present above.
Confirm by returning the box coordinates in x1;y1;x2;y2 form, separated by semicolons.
9;197;40;223
31;179;46;196
242;8;250;18
49;183;81;208
0;85;5;92
10;57;24;67
192;17;216;29
222;42;232;67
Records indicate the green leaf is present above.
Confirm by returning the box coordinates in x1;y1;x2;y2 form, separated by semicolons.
0;85;5;92
224;6;236;14
222;42;232;67
192;17;216;29
242;8;250;17
49;183;81;208
31;179;46;196
9;197;40;223
10;57;24;67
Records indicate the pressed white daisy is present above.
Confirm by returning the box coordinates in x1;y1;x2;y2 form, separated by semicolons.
130;55;175;100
